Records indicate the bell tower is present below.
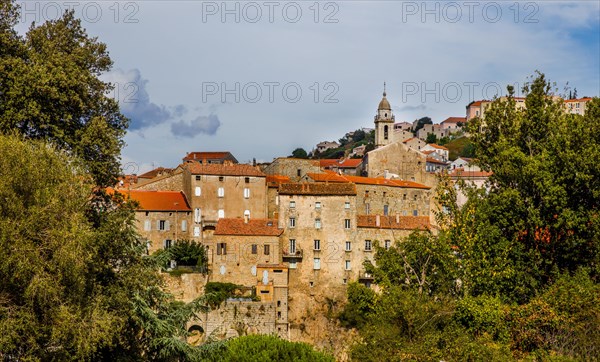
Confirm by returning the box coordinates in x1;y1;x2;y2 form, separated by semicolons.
374;82;395;148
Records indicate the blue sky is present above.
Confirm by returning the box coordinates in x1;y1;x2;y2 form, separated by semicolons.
16;1;600;173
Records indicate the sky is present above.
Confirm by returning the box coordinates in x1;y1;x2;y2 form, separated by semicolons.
16;1;600;173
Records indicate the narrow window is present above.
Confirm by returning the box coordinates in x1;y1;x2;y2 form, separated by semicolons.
345;260;351;270
289;239;296;254
217;242;227;255
365;240;372;251
193;226;200;237
218;209;225;219
194;208;202;223
195;186;201;196
384;240;391;250
384;204;389;216
245;177;250;183
344;219;351;229
313;258;321;270
251;244;257;254
345;241;351;251
243;188;250;198
289;217;296;228
315;218;321;229
144;220;151;231
164;239;172;249
315;202;321;209
314;240;320;251
344;201;350;209
290;201;296;208
264;244;270;255
181;220;187;231
218;187;224;197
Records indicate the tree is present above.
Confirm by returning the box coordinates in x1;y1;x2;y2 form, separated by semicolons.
425;133;437;144
291;147;309;159
0;134;211;361
413;117;432;133
0;1;128;187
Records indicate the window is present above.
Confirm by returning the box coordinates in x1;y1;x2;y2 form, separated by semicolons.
251;244;257;254
384;240;391;250
195;186;201;196
289;217;296;228
413;210;418;216
297;169;301;177
315;218;321;229
218;187;224;197
384;204;389;216
164;239;172;249
290;200;296;208
314;240;320;251
365;203;370;214
345;201;350;209
365;240;372;251
245;177;250;183
414;194;418;201
403;194;407;200
243;188;250;198
219;176;224;182
344;219;351;229
345;260;351;270
181;220;187;231
384;125;389;140
345;241;351;251
244;210;250;218
289;239;296;254
218;209;225;218
264;244;270;255
313;258;321;270
158;220;169;231
217;243;227;255
193;226;200;237
194;208;201;223
144;220;151;231
195;175;201;181
315;202;321;209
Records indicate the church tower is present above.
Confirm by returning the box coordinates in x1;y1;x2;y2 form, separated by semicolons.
374;83;395;148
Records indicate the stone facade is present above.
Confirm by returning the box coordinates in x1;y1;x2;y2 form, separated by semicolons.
262;158;321;182
364;141;436;186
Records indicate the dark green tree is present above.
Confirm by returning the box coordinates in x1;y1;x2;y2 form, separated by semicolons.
413;116;432;133
0;1;128;187
425;133;437;144
291;147;309;159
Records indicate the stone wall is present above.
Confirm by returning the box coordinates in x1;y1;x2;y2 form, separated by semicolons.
262;158;321;182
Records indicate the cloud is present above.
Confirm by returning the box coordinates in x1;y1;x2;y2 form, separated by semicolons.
397;104;427;112
102;68;174;130
171;114;221;138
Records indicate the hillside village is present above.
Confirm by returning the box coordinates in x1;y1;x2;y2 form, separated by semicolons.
115;90;595;350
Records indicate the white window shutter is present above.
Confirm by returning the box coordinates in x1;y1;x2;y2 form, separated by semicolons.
156;220;161;230
165;220;170;231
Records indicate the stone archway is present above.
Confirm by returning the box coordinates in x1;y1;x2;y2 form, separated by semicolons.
187;324;204;346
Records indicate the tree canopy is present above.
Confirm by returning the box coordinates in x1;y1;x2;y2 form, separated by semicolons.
0;0;128;187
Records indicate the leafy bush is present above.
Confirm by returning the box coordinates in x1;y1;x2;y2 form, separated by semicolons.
218;335;335;362
169;239;207;267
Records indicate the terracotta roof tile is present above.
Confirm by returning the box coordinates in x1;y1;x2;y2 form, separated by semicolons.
215;218;282;236
138;167;173;179
186;163;265;177
357;215;430;230
266;174;291;188
306;173;431;190
441;117;466;124
426;157;448;165
427;143;449;151
564;97;593;103
124;190;191;211
319;158;363;168
278;183;357;195
183;152;236;161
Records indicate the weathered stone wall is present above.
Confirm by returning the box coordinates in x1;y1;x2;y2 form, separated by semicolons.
135;210;192;254
355;184;431;217
133;170;184;191
366;141;437;186
162;272;208;303
262;158;321;182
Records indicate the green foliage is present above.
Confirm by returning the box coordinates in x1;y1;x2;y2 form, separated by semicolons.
209;334;335;362
425;133;437;144
338;282;377;328
413;116;432;133
444;136;474;160
166;239;208;268
291;147;309;159
0;1;127;187
0;134;212;361
204;282;244;308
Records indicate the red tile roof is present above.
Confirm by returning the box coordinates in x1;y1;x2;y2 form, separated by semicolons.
125;190;191;211
441;117;466;124
278;183;357;195
564;97;593;103
214;218;283;236
449;168;493;178
468;100;488;107
427;143;449;151
319;158;363;168
357;215;430;230
186;163;265;177
306;173;431;190
183;152;236;161
426;157;448;165
138;167;173;179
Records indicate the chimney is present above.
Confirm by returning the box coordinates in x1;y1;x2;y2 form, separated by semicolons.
396;214;400;224
376;215;380;227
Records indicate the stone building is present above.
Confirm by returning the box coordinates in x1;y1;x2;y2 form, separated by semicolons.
374;86;395;148
363;141;436;186
183;151;238;164
125;189;192;253
181;162;268;242
319;158;363;176
261;158;321;182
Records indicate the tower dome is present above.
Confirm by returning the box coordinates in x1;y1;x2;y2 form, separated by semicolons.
378;93;391;110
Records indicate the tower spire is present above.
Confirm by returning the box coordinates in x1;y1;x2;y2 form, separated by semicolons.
383;82;386;97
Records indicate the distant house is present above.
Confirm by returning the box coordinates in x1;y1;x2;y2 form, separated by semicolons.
440;117;466;132
402;137;427;151
564;97;593;116
450;157;480;171
416;124;446;141
449;168;492;206
319;158;363;176
316;141;340;153
425;157;448;173
137;167;174;182
351;144;366;157
421;143;449;162
183;152;238;164
394;122;412;131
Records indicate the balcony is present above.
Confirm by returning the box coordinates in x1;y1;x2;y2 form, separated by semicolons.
282;248;303;260
358;271;374;281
